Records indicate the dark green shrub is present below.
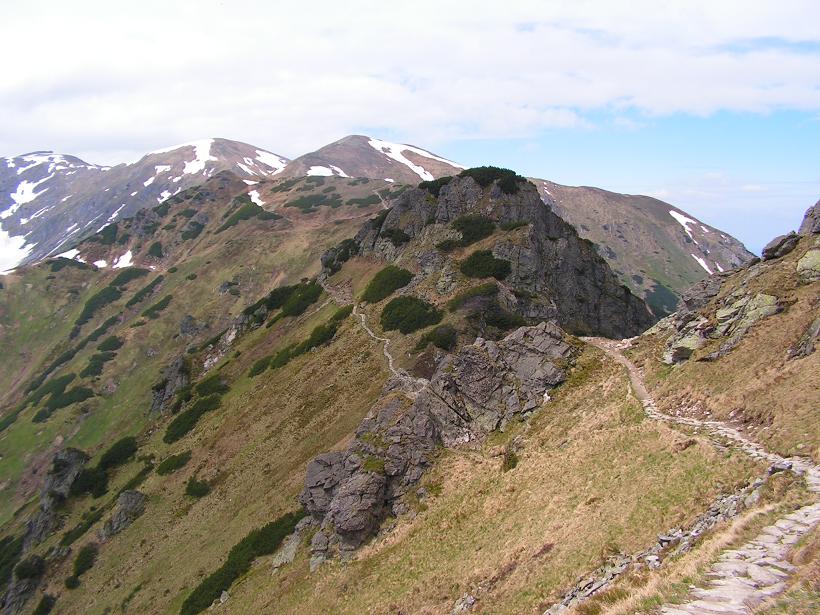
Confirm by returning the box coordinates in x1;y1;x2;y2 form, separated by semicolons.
185;477;210;498
452;215;495;246
362;266;413;303
116;461;154;496
381;228;410;246
460;251;511;280
280;281;322;317
75;286;122;326
216;202;280;233
483;304;526;331
32;594;56;615
194;374;229;397
31;409;50;423
186;273;198;281
416;325;457;351
286;193;343;212
28;373;76;406
418;176;452;197
44;386;94;412
380;297;442;334
331;305;353;321
500;220;529;231
70;467;108;498
163;395;221;443
156;451;192;475
64;575;80;589
501;447;519;471
248;356;271;377
447;283;498;311
142;294;172;319
346;194;381;207
86;315;120;343
61;509;105;547
370;208;390;229
50;257;89;272
0;535;24;586
179;208;196;219
435;239;460;252
73;543;97;577
147;241;163;258
181;222;205;240
110;268;149;288
154;202;171;217
168;266;178;273
458;166;526;194
80;351;117;377
97;336;123;352
94;224;118;246
14;555;44;580
179;511;305;615
98;436;138;471
296;322;338;353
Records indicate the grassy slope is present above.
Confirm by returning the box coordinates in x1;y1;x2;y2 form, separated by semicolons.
628;236;820;462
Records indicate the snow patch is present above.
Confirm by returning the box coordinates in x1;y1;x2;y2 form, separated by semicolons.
61;195;72;202
367;137;465;181
248;190;264;206
108;203;127;222
112;250;133;269
56;248;84;263
157;190;172;203
143;176;155;187
306;165;334;177
669;210;700;244
154;165;171;175
715;262;725;272
329;165;349;178
236;162;255;175
384;178;395;183
691;254;713;275
0;224;33;273
243;180;258;185
3;174;54;218
256;150;287;174
181;139;217;174
130;191;138;196
93;259;108;268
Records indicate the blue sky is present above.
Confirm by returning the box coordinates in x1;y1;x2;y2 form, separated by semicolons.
1;0;818;254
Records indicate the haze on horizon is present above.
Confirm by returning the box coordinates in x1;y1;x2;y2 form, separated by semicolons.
1;0;818;253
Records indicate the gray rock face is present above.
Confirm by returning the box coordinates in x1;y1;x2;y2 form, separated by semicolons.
349;176;654;338
150;356;190;414
99;490;146;541
23;448;88;550
787;317;820;360
762;232;800;260
301;322;577;563
798;201;820;235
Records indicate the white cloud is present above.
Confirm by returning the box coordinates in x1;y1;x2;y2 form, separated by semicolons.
0;1;818;163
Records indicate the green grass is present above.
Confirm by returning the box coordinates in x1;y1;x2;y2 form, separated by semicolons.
362;266;413;303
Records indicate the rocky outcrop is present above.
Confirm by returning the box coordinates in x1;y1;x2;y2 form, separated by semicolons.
99;490;146;541
23;448;88;550
150;356;191;414
788;316;820;360
798;201;820;236
796;246;820;283
301;322;577;566
336;175;655;338
762;232;800;260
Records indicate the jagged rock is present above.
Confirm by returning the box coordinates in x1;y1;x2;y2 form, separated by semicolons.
787;317;820;360
436;262;458;295
2;575;40;615
452;594;477;613
796;247;820;283
150;356;190;414
272;517;317;572
302;322;578;563
99;490;146;541
768;461;793;475
179;314;203;336
663;315;709;364
798;201;820;235
762;232;800;260
23;448;88;550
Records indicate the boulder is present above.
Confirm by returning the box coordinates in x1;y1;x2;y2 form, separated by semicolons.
798;201;820;235
150;356;190;414
762;232;800;260
787;317;820;360
99;490;146;541
796;248;820;283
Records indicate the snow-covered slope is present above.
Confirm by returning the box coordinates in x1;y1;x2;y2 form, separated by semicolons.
0;139;289;271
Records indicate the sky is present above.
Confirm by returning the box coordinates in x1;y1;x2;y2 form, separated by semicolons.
1;1;818;253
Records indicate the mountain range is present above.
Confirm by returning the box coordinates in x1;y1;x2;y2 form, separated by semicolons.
1;135;752;314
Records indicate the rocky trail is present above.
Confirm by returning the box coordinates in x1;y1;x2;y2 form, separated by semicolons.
581;337;820;615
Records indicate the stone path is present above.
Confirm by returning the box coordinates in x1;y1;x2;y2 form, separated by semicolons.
583;337;820;615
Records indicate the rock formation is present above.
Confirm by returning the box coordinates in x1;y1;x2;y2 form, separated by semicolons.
99;490;146;541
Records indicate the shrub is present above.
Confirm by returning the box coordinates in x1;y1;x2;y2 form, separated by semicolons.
70;467;108;498
64;575;80;589
73;543;97;577
185;477;210;498
346;194;381;207
331;305;353;321
0;535;24;586
460;251;511;280
362;266;413;303
32;594;56;615
14;555;45;580
418;176;452;197
452;214;495;246
80;351;117;377
94;224;118;245
28;373;76;406
415;325;457;351
500;220;529;231
286;193;343;212
501;447;519;471
458;166;526;194
98;436;138;471
61;509;105;547
181;222;204;240
483;303;526;331
447;283;499;311
380;227;410;246
179;208;196;219
216;202;281;233
156;451;192;475
280;281;322;317
297;322;338;353
110;268;149;288
50;257;88;272
163;395;221;443
248;356;272;377
44;386;95;412
86;315;120;343
381;296;442;334
168;266;178;273
361;456;385;473
75;286;122;326
96;336;123;352
179;511;305;615
194;374;229;397
142;294;172;319
147;241;163;258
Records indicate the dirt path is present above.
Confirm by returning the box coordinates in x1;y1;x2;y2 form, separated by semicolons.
583;337;820;615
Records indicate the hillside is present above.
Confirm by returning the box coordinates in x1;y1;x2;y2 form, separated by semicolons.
0;169;813;615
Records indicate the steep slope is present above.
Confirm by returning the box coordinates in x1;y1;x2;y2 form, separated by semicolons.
532;179;755;315
0;139;289;269
280;134;466;184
